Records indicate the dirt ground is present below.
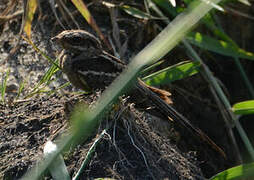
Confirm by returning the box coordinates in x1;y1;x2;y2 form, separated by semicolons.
1;0;254;179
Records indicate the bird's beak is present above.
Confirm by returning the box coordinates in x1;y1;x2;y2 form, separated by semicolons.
50;36;62;52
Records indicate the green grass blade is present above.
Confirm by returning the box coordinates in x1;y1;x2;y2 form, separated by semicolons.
203;14;254;98
187;32;254;60
23;36;61;69
151;0;178;16
16;79;26;100
120;5;162;20
1;69;10;103
232;100;254;115
141;59;165;76
210;162;254;180
27;61;59;97
142;61;200;86
152;0;254;161
203;14;237;46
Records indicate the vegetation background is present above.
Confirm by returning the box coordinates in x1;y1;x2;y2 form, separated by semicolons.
1;0;254;179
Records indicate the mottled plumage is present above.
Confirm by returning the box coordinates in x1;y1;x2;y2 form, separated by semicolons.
52;30;125;91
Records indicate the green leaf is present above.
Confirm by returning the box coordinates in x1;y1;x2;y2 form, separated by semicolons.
202;14;238;47
151;0;179;16
232;100;254;115
210;162;254;180
120;5;161;20
187;32;254;60
142;61;200;86
1;69;10;103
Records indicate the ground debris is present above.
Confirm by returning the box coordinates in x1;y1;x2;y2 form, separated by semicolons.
0;94;203;179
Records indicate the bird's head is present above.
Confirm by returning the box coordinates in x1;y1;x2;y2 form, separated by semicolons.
51;30;102;54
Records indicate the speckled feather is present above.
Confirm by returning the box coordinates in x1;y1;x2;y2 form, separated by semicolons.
53;30;125;91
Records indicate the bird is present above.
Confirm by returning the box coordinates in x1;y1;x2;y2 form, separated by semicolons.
52;29;226;158
51;29;172;103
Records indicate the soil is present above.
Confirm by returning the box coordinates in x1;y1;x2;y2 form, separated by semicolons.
1;0;254;179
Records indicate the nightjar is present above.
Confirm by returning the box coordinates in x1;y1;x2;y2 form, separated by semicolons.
52;29;171;104
51;30;226;158
52;30;126;92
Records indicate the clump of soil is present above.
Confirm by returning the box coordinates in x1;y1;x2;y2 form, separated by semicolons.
1;93;204;179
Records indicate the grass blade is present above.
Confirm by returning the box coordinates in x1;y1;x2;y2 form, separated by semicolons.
232;100;254;115
24;0;37;39
120;5;162;20
187;32;254;60
142;61;200;86
71;0;111;50
1;69;10;103
15;79;26;100
210;162;254;180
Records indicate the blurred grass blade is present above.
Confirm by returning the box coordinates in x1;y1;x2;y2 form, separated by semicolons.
142;61;200;86
238;0;251;6
187;32;254;60
168;0;176;7
199;0;224;12
120;5;162;20
71;0;111;50
232;100;254;115
1;69;10;103
210;162;254;180
22;0;222;178
24;0;37;39
43;141;70;180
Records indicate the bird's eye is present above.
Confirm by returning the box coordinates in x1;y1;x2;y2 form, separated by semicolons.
72;37;83;45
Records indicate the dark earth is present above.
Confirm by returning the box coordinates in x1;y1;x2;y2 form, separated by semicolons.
1;0;254;179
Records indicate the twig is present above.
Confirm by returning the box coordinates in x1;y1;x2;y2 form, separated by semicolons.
209;85;242;162
58;0;80;29
72;130;107;180
0;10;23;25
